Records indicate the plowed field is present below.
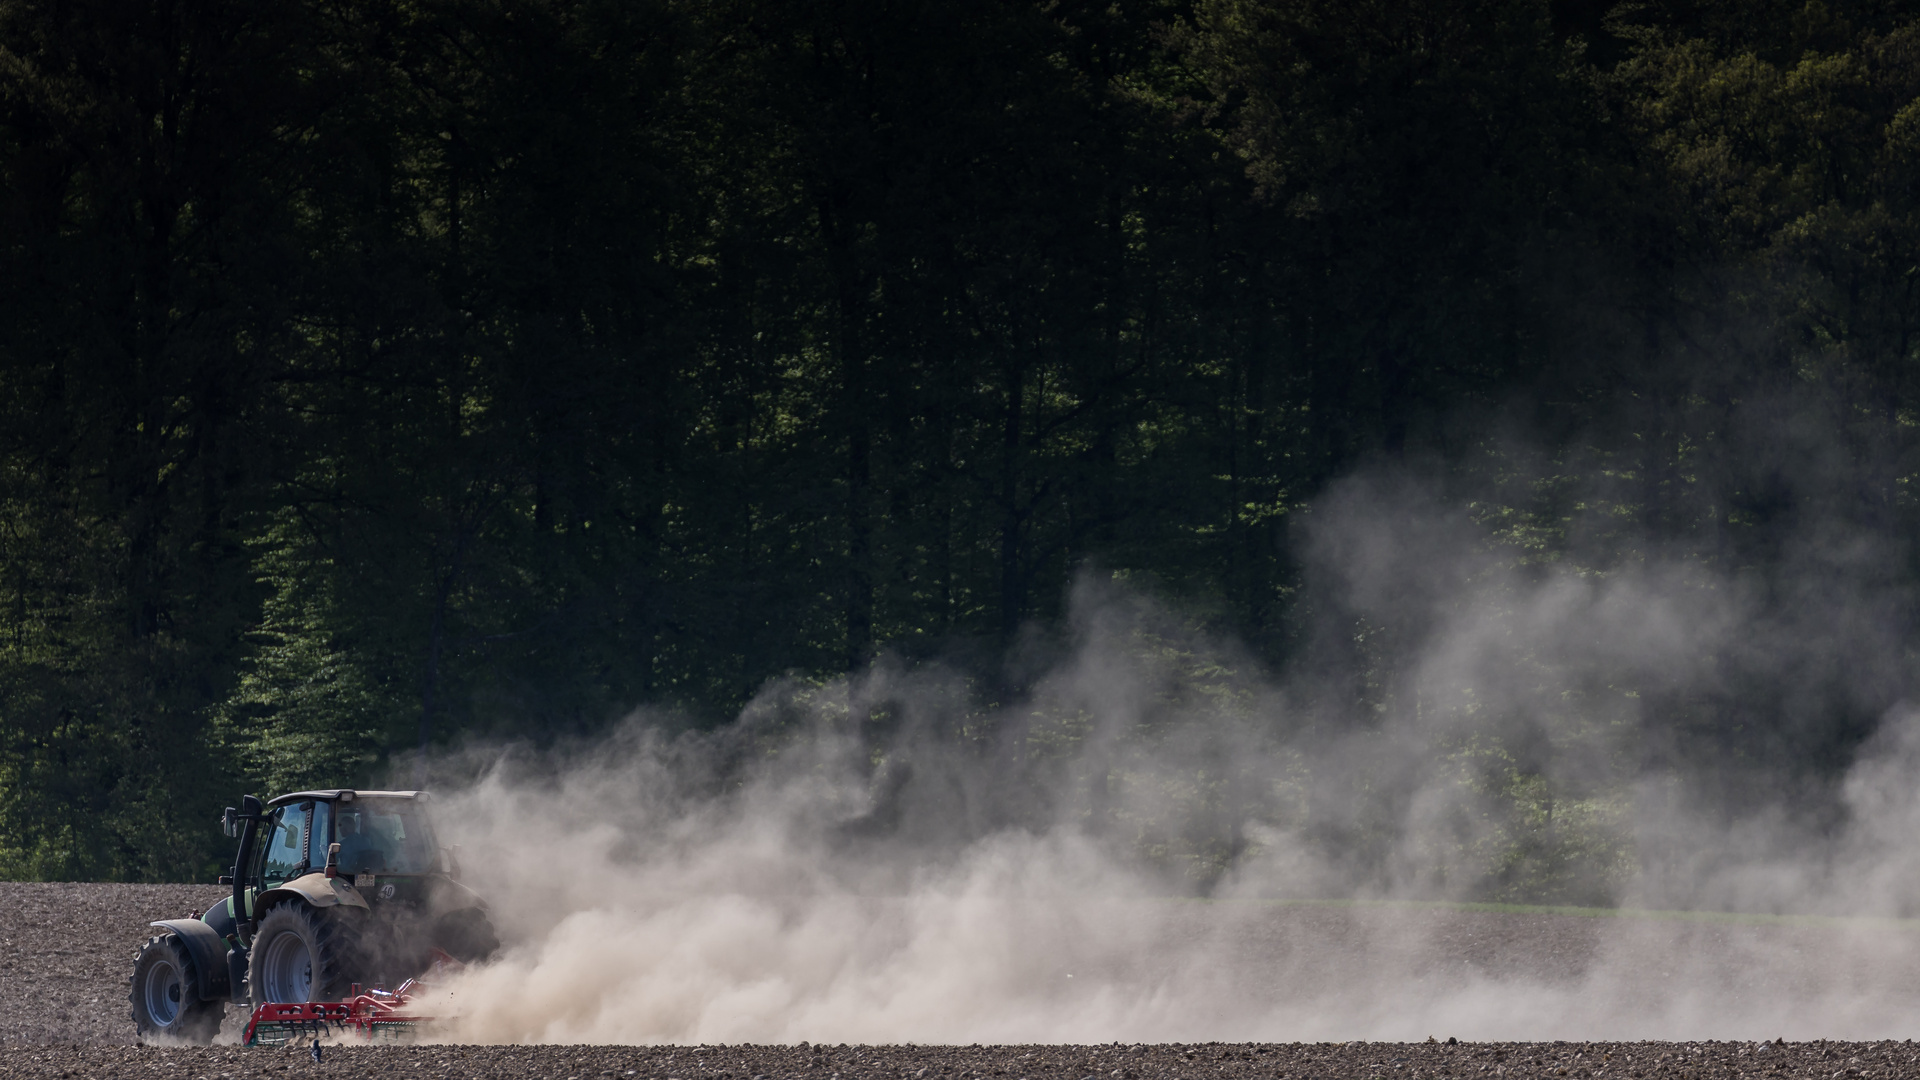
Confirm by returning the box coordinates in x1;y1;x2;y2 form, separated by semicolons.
3;882;1917;1080
0;1038;1905;1080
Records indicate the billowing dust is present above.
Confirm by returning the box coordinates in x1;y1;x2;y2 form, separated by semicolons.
411;480;1920;1044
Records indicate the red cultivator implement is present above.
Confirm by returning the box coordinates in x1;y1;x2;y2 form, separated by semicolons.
242;951;461;1046
243;986;427;1045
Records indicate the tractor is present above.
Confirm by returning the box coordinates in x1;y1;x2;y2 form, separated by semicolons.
129;789;497;1043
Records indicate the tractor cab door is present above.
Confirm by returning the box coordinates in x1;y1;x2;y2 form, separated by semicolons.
235;805;307;920
260;803;310;887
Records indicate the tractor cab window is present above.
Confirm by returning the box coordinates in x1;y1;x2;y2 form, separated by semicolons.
261;805;308;885
334;798;437;875
306;799;333;869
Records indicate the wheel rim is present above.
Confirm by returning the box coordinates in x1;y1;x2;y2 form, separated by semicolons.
143;954;183;1026
260;930;315;1001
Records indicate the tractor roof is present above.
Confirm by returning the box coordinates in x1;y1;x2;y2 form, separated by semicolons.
265;789;429;808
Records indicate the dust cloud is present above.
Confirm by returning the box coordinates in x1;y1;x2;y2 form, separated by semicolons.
415;472;1920;1044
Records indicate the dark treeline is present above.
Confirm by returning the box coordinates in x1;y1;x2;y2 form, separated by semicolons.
5;0;1920;883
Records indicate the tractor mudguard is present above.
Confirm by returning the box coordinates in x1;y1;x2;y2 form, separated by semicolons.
425;874;488;917
150;918;233;1002
203;897;237;942
255;871;370;916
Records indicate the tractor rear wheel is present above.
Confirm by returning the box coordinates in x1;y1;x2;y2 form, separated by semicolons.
249;902;364;1006
129;934;223;1043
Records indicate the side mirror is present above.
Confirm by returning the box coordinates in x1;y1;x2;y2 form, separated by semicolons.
325;842;341;880
221;808;238;838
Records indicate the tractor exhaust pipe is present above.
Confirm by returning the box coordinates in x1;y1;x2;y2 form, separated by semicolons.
232;794;264;936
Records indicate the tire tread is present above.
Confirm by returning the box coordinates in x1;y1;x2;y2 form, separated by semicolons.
249;902;366;1006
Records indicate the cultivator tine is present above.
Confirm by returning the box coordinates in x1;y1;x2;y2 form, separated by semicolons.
242;993;432;1046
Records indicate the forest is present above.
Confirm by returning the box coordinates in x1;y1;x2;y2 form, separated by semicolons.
5;0;1920;890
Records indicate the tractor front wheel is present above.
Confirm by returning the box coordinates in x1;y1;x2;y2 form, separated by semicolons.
129;934;223;1043
249;903;363;1006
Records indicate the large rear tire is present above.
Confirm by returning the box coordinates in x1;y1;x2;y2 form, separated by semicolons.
129;934;223;1044
248;903;363;1006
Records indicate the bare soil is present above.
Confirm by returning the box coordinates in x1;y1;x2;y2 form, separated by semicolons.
0;1038;1904;1080
2;883;1916;1079
0;881;229;1045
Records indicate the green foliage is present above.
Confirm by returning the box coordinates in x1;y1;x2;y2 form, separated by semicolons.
208;516;405;795
2;0;1920;891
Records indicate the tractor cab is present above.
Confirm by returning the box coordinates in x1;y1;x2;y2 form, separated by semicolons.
224;790;459;928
